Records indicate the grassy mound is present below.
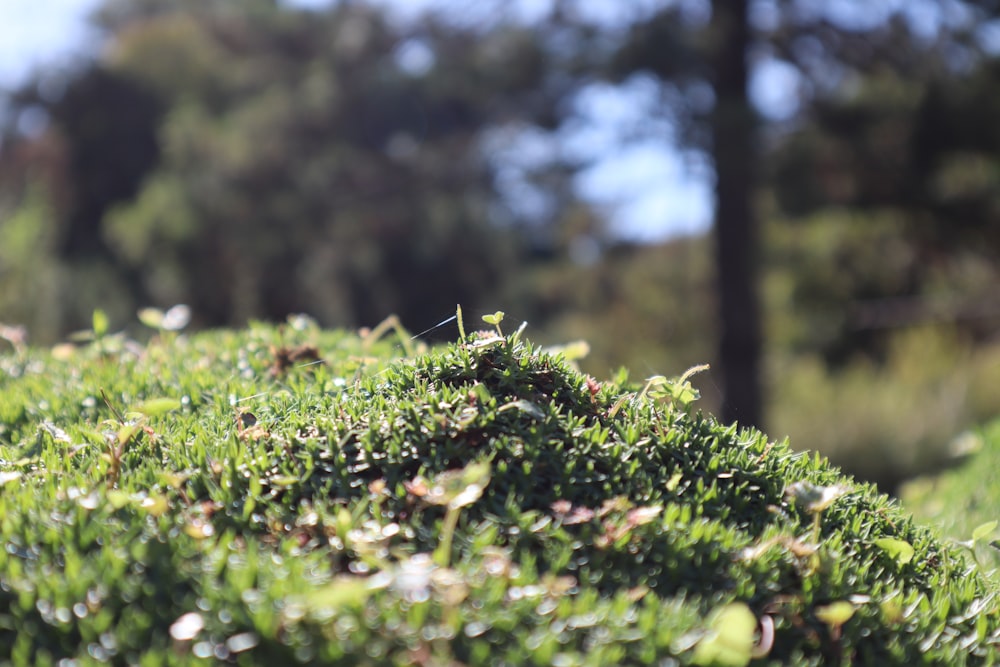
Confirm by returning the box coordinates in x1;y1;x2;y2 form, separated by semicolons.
0;319;998;665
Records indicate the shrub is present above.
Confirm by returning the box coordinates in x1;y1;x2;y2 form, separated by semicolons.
0;316;997;665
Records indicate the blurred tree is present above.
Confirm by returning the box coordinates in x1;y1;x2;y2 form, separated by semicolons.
0;0;577;336
561;1;764;426
708;0;761;426
98;0;550;329
542;0;1000;425
764;1;1000;363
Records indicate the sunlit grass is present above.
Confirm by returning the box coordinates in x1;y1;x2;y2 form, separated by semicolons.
767;326;1000;491
0;313;997;664
901;418;1000;575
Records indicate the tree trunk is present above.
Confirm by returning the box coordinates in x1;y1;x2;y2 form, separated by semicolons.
710;0;762;427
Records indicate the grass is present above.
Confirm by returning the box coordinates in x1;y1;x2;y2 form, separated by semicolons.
0;314;998;665
768;326;1000;492
901;418;1000;574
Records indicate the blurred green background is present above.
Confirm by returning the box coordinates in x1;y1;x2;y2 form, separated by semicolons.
3;0;1000;493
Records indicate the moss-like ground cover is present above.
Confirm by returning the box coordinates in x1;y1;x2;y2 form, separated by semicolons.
0;318;998;665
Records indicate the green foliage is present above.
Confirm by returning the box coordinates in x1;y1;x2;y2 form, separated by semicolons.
2;0;566;339
0;321;997;665
0;185;63;337
523;235;717;396
902;418;1000;573
768;326;1000;490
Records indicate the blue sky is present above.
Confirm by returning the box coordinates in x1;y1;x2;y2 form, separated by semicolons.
0;0;100;88
0;0;719;241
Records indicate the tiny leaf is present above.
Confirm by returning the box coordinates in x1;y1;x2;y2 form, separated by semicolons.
137;307;165;329
117;423;143;448
420;460;491;509
92;309;109;337
498;399;545;420
134;398;182;418
482;311;505;326
874;537;915;565
107;490;131;509
692;602;757;667
972;520;998;542
140;494;170;517
678;363;711;385
665;471;684;492
544;340;591;361
785;481;849;514
268;474;299;488
816;601;855;627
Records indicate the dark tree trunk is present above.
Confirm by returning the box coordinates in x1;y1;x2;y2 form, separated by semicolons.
710;0;762;427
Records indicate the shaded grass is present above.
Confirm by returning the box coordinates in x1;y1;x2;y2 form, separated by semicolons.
0;319;998;665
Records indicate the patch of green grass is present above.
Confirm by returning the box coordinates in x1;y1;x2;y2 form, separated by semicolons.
901;418;1000;574
0;315;998;665
768;326;1000;491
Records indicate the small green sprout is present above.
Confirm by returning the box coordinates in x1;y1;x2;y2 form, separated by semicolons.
785;481;850;551
93;309;110;338
406;461;491;567
138;304;191;341
69;308;122;354
97;390;181;488
456;304;466;341
633;364;711;415
816;601;856;641
482;311;505;337
955;520;999;571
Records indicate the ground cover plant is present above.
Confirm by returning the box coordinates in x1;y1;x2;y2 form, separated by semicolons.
0;310;998;666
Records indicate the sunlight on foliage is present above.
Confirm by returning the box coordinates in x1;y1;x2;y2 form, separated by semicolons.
0;318;996;664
